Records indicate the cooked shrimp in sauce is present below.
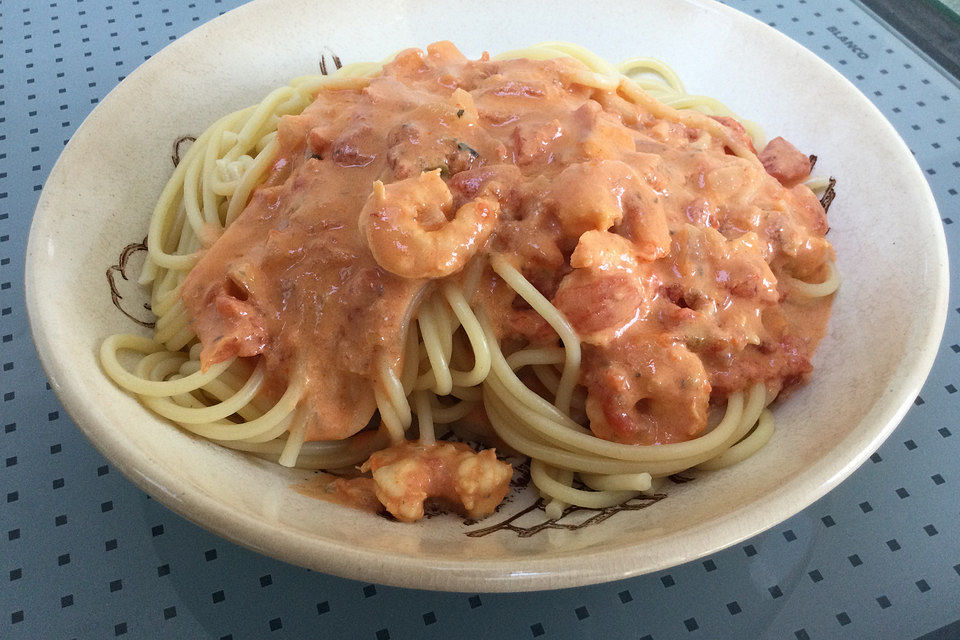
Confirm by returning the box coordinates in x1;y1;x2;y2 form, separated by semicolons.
180;42;835;520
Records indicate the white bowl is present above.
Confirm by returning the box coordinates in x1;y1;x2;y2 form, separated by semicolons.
25;0;948;591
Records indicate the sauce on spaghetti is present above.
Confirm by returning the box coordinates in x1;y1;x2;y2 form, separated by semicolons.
180;42;834;518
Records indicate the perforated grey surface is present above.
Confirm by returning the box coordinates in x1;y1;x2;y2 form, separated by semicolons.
1;1;958;638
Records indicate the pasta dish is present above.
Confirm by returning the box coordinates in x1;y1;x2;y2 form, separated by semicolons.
100;42;838;522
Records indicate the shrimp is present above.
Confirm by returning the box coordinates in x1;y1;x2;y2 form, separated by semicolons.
583;339;711;445
359;169;500;279
361;440;513;522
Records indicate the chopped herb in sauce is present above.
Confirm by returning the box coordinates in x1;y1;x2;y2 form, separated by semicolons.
457;141;479;158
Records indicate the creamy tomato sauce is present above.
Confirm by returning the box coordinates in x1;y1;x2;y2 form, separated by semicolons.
181;42;834;461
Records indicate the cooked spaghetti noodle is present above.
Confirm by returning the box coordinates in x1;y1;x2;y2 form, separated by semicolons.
101;42;838;522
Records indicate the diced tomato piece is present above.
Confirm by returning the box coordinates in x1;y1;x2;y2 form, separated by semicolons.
759;136;812;187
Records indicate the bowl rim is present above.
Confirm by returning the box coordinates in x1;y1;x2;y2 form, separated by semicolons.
24;0;950;591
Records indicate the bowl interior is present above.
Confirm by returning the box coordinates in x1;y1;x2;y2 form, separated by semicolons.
25;0;948;591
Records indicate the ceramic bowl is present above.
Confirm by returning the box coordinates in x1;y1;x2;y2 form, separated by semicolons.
25;0;948;591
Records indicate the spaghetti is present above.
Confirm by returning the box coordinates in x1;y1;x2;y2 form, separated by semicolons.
101;42;838;522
